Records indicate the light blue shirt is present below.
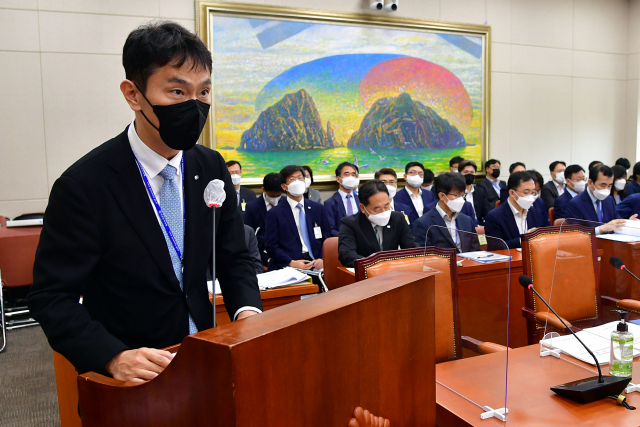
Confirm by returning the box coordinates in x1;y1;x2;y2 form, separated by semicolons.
338;189;358;215
566;187;577;198
486;177;501;196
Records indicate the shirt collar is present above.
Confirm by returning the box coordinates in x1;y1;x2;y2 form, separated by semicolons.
567;187;577;197
338;189;353;199
408;187;422;198
587;187;598;204
287;195;303;210
553;180;564;191
435;202;457;222
128;119;182;180
508;198;527;218
466;186;475;195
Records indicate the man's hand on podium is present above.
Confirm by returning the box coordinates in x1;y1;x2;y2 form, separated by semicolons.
237;310;259;320
106;347;174;384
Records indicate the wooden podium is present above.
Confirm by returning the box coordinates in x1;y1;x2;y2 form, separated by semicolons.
76;271;436;426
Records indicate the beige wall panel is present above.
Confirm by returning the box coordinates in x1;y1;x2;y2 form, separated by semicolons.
510;45;572;77
0;9;40;51
510;0;573;49
573;0;627;55
573;51;627;81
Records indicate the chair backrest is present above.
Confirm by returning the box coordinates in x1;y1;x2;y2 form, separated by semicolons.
521;225;601;336
495;200;501;207
548;207;555;224
322;237;341;290
0;231;41;287
354;247;461;363
0;216;6;227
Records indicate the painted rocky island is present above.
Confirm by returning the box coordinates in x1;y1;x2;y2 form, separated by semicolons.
238;90;466;152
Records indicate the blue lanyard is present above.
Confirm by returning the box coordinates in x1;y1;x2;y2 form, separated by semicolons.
133;153;185;262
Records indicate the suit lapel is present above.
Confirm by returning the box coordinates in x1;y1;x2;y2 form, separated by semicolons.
580;192;599;222
430;210;456;247
106;135;182;292
282;200;301;240
502;202;521;240
335;192;347;217
182;150;208;292
258;196;268;222
359;213;380;252
382;217;394;251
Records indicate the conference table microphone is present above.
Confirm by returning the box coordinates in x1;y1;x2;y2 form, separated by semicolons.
519;274;632;404
204;180;227;328
610;256;640;283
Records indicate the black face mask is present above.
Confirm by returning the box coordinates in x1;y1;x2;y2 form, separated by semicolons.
464;174;475;185
491;169;501;179
135;83;210;151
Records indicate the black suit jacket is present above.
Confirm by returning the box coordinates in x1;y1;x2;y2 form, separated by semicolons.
244;195;285;266
412;207;480;252
237;186;257;220
27;128;263;375
338;211;416;267
469;185;491;225
476;178;506;209
541;181;561;211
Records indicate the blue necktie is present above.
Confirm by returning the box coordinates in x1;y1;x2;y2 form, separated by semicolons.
346;194;354;216
159;164;198;335
297;203;315;259
596;200;603;223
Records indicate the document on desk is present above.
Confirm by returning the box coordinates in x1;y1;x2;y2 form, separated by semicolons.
612;220;640;239
256;267;309;290
540;321;640;365
457;251;512;264
597;234;640;242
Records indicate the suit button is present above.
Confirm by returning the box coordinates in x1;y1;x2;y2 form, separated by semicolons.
185;294;189;299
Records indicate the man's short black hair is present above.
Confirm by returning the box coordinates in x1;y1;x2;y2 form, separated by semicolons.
507;171;533;191
588;160;603;171
424;168;435;184
434;172;466;196
302;165;314;184
405;161;425;175
335;162;359;176
375;168;397;179
564;164;585;181
589;164;613;183
548;161;566;172
359;179;388;207
458;160;477;172
449;156;464;167
279;165;305;184
263;172;282;192
485;159;500;170
616;158;631;170
123;21;212;92
225;160;241;169
612;165;627;181
633;162;640;181
509;162;526;174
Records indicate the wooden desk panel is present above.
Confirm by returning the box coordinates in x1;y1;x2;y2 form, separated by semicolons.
598;238;640;301
437;344;640;426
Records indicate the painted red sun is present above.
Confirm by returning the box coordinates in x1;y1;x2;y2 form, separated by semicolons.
359;57;473;131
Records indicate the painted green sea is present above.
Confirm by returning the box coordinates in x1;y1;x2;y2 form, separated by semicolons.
217;144;481;182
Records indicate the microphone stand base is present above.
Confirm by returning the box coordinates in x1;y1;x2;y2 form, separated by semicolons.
551;375;631;404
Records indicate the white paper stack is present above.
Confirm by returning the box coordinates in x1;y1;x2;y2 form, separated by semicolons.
611;220;640;240
257;267;310;290
457;251;512;264
6;219;43;227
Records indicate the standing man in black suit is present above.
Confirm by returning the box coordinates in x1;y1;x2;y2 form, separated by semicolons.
476;159;506;209
338;180;416;267
458;160;491;225
226;160;257;220
541;160;566;211
27;22;263;382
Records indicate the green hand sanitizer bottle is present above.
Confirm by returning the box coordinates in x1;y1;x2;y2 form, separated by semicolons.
610;310;633;377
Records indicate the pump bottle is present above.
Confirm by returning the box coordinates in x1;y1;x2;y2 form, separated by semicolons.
610;310;633;377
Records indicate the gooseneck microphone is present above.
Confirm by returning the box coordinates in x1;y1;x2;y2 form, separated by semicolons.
519;274;631;403
204;180;227;328
610;256;640;283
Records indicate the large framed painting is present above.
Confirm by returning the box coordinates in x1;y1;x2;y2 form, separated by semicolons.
197;1;491;184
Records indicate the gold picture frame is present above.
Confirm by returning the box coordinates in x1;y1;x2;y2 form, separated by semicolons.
196;1;491;185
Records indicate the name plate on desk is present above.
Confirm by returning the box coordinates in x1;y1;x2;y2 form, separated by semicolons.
5;219;43;227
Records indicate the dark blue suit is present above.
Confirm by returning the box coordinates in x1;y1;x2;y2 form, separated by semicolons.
626;180;640;196
424;199;478;227
244;195;285;266
566;190;619;225
553;190;576;220
613;193;640;219
484;200;544;249
393;199;417;225
265;198;330;271
323;191;360;237
394;187;436;221
412;206;480;252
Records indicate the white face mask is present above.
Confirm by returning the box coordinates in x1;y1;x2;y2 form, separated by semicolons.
514;193;535;210
406;175;424;188
230;174;242;186
365;207;391;227
591;186;610;201
341;176;359;190
304;177;312;189
286;180;306;197
554;171;565;184
570;180;586;193
264;194;280;206
422;184;433;191
386;185;397;199
445;195;465;213
615;179;626;191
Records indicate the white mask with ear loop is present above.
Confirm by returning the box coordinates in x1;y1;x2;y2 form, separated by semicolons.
286;180;306;197
365;207;391;227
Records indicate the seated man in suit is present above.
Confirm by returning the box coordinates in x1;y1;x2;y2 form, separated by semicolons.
338;180;416;267
395;161;436;220
476;159;506;209
375;168;415;225
266;165;330;271
323;161;360;237
553;164;585;220
541;160;566;211
459;160;491;226
527;170;551;227
226;160;257;219
566;165;627;234
413;173;480;252
244;172;284;267
617;193;640;219
499;162;527;204
484;171;544;249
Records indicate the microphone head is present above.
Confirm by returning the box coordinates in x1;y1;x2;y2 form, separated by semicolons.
519;275;533;289
204;179;226;208
610;256;625;270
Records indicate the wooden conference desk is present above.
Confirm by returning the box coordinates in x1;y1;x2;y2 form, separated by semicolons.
598;238;640;301
437;344;640;426
55;282;319;427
